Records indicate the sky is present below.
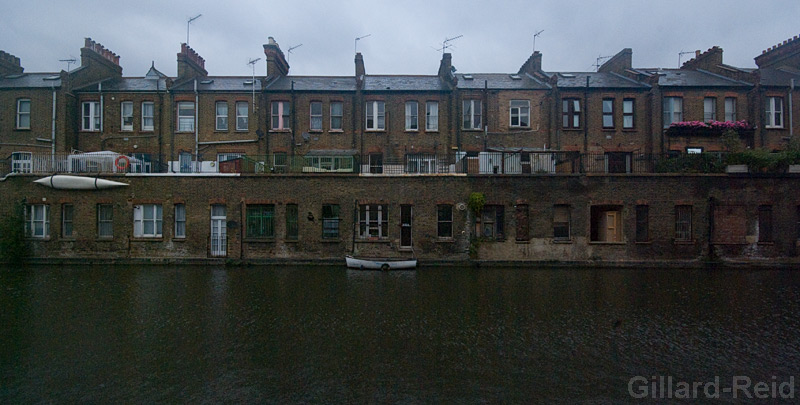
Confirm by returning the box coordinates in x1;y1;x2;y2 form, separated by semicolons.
1;0;798;78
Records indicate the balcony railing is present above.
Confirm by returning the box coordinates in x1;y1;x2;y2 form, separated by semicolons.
3;150;792;177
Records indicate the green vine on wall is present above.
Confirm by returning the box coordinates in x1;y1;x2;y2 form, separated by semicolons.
468;192;486;218
0;202;29;265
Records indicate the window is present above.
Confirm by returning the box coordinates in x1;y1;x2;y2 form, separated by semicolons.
271;101;291;130
686;147;703;154
310;101;322;131
623;99;634;129
236;101;248;130
286;204;298;240
590;206;622;242
134;204;163;238
437;204;453;238
635;205;649;242
25;204;49;238
16;99;30;129
273;152;287;173
462;99;482;130
322;204;340;238
330;102;343;131
758;205;773;243
562;98;580;129
82;101;101;131
675;205;692;241
177;102;195;132
405;101;418;130
11;152;32;173
602;99;614;129
97;204;113;238
478;205;504;239
510;100;530;127
179;152;193;173
605;152;631;173
174;204;186;238
426;101;439;131
121;101;133;131
246;204;275;238
62;204;74;238
215;101;228;130
553;205;570;240
516;204;529;241
703;97;717;122
368;153;383;174
724;97;736;122
366;101;385;130
359;204;388;239
766;97;783;128
142;102;154;131
663;97;682;128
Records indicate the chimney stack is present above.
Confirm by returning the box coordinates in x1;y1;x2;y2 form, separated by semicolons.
177;43;207;80
355;52;366;88
598;48;632;74
80;38;122;77
518;51;543;76
0;50;23;76
263;37;289;78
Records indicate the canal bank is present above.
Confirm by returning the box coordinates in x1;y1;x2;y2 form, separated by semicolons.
2;173;799;266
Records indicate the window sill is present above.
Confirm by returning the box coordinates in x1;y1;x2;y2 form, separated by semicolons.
757;241;774;246
765;127;784;130
622;128;637;132
285;239;300;243
634;241;652;245
601;128;616;131
243;238;276;243
321;238;342;243
365;129;386;133
269;129;291;133
509;127;531;130
60;237;76;241
175;131;195;134
132;237;164;241
515;239;530;244
15;128;31;131
356;238;390;243
172;237;186;242
404;130;419;133
26;237;51;241
425;130;439;133
141;129;155;133
436;237;454;243
553;239;572;244
234;130;250;133
673;240;695;245
462;128;482;132
589;241;626;245
329;129;344;133
96;238;114;242
561;128;583;132
309;129;323;133
214;130;230;133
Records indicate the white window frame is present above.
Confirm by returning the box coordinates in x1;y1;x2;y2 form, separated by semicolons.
97;204;113;238
406;154;437;173
271;101;290;130
602;99;614;129
310;101;323;131
62;204;74;238
662;97;683;128
426;101;438;131
463;99;482;130
724;97;736;122
509;100;530;128
120;101;134;131
134;204;163;238
141;101;154;131
11;151;32;173
330;102;343;131
177;101;195;132
82;101;101;131
16;99;31;129
366;100;385;131
623;99;635;129
766;97;783;128
174;204;186;238
236;101;248;131
359;204;388;239
25;204;49;239
405;101;418;131
703;97;716;122
215;101;228;131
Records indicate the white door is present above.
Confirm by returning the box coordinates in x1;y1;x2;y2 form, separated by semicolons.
210;205;227;257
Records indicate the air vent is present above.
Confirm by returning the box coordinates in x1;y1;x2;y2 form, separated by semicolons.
44;75;60;81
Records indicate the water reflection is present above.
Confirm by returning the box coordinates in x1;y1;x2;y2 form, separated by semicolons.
1;266;799;403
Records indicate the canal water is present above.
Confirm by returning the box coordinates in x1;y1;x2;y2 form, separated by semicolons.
1;265;799;403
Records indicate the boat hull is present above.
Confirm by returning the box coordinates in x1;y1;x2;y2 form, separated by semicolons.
34;175;129;190
345;255;417;271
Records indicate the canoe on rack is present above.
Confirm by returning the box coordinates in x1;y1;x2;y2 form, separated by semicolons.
345;255;417;271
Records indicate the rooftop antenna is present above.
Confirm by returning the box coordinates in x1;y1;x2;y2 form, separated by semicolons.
439;35;463;55
355;34;371;54
248;57;261;105
532;30;544;54
678;50;694;68
59;57;76;72
187;14;202;45
287;44;303;63
593;55;613;71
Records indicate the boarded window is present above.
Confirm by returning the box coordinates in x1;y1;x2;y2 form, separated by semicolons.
478;205;504;240
675;205;692;241
591;206;622;242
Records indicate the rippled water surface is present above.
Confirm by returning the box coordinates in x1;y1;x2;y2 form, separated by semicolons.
2;265;799;403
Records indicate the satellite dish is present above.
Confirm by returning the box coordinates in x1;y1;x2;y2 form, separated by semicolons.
456;202;467;211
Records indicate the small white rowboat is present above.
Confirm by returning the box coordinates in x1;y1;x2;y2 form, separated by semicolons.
345;255;417;271
33;175;129;190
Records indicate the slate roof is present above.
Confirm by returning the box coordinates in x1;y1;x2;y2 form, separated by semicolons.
758;66;800;87
264;76;356;92
0;72;61;88
644;69;752;87
170;77;263;92
74;77;168;92
544;71;649;89
363;75;448;92
456;73;550;90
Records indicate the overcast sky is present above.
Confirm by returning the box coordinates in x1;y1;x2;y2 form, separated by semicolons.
1;0;798;78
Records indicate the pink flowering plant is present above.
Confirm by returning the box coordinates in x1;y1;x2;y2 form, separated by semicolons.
667;120;754;135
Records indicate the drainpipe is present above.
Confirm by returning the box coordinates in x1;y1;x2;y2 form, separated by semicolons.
290;80;296;157
483;80;488;152
790;79;795;140
583;76;589;154
99;81;104;133
51;85;57;167
194;78;199;168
